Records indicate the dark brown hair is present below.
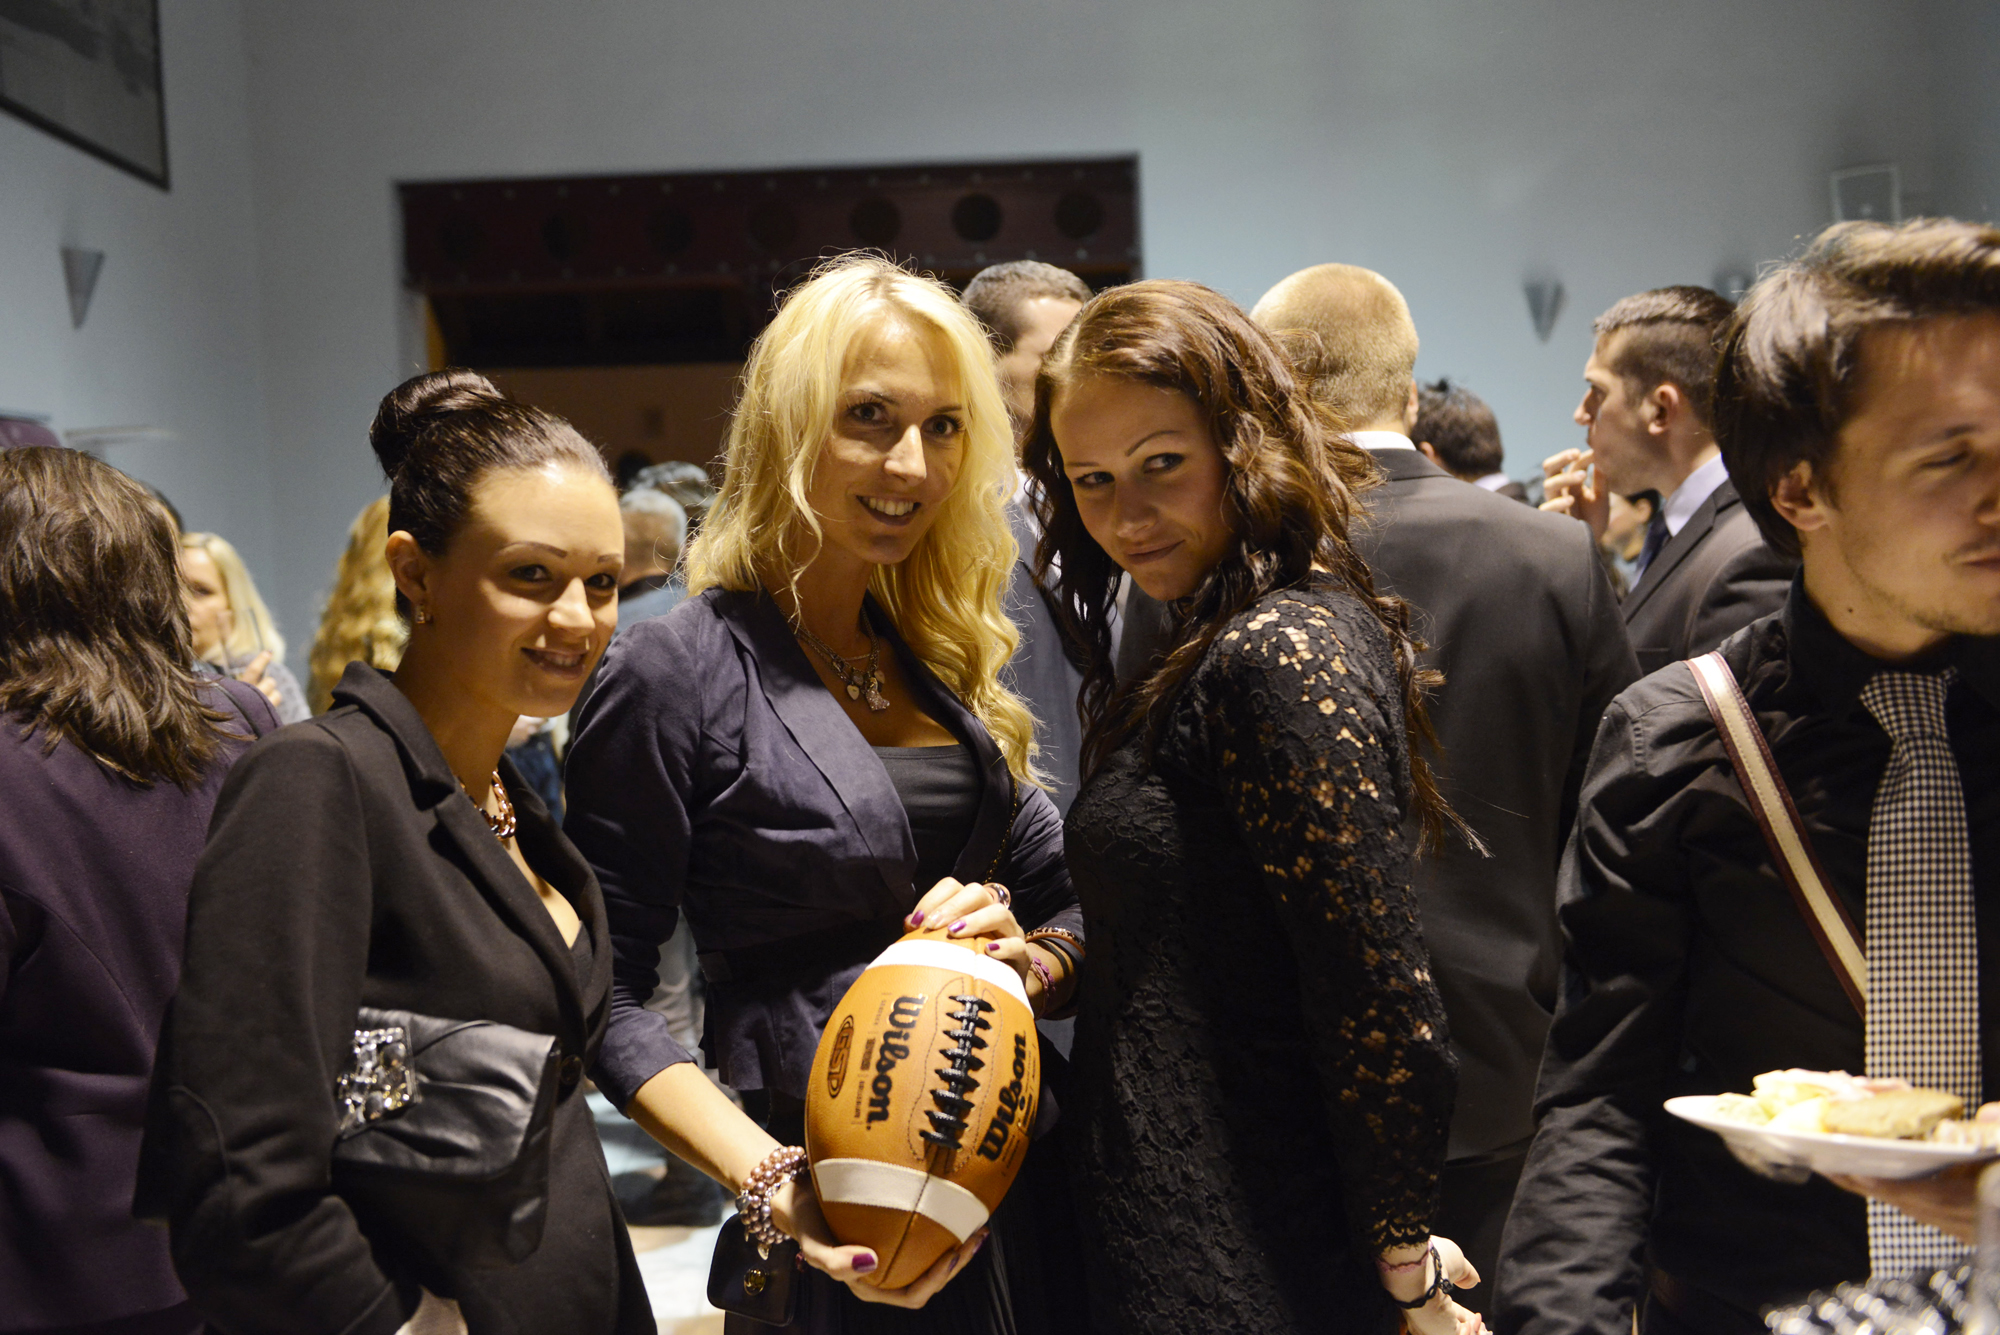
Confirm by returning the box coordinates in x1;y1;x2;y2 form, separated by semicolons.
1593;285;1735;428
1714;217;2000;557
1022;279;1457;848
961;261;1093;354
1414;377;1504;477
0;447;231;785
369;369;610;612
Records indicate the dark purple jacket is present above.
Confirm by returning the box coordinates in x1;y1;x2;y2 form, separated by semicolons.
566;587;1081;1107
0;679;271;1328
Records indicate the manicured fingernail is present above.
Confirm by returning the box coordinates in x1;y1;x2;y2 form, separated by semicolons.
986;942;1001;953
908;911;924;926
949;920;966;935
854;1252;877;1274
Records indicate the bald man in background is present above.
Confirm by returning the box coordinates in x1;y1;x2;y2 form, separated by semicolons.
1250;264;1639;1309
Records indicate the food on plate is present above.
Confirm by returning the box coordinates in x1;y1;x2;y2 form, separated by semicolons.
1821;1089;1963;1139
1709;1069;1994;1144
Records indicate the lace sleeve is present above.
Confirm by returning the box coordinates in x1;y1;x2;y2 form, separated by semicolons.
1197;592;1457;1254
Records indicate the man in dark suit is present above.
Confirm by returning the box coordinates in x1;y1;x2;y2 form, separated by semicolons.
963;261;1092;811
1250;263;1641;1311
1496;218;2000;1335
1416;376;1530;502
1542;287;1794;674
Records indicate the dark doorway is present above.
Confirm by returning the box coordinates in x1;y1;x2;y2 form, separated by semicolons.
401;156;1141;469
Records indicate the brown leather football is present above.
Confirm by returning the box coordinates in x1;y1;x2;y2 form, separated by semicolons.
805;925;1040;1289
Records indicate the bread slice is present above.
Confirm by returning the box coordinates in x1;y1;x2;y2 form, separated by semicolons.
1821;1088;1964;1140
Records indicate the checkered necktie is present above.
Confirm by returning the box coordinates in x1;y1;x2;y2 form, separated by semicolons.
1860;667;1979;1276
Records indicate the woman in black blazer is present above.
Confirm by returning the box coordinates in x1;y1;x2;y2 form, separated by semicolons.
0;448;272;1335
141;372;884;1335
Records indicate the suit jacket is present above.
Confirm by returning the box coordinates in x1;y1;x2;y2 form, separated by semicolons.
1002;498;1087;813
0;680;270;1330
564;586;1081;1107
1355;448;1639;1159
1621;479;1795;675
138;664;648;1335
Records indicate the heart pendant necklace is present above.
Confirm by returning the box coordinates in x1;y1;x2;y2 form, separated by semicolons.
798;620;890;713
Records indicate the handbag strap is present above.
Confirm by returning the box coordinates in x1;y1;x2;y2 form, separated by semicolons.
1685;651;1867;1016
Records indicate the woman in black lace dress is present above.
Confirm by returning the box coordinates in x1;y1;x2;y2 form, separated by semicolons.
1021;280;1484;1335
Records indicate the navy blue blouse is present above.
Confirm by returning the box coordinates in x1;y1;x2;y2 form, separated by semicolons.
566;587;1081;1106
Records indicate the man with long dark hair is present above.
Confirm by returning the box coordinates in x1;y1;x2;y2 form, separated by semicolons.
1498;218;2000;1333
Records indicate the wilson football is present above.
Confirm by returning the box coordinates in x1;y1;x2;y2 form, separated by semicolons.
804;925;1040;1289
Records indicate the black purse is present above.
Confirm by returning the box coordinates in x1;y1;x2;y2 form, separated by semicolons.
330;1007;563;1273
707;1214;802;1326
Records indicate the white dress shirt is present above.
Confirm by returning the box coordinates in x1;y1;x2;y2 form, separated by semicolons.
1661;451;1729;538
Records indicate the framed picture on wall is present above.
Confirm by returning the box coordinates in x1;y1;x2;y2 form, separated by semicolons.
0;0;167;188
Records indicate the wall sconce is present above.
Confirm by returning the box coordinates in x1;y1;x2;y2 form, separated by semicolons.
1714;267;1754;303
1525;277;1565;342
63;246;105;328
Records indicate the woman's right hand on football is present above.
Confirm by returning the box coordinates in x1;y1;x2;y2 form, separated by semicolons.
774;1175;986;1307
906;877;1022;946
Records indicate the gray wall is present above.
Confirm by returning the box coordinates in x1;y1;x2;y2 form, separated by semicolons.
0;0;275;609
1927;0;2000;221
3;0;1985;679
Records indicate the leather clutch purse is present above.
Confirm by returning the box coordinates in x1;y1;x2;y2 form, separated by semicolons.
332;1007;563;1273
708;1214;801;1326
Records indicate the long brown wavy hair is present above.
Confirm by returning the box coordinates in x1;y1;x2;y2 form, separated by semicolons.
1022;279;1456;848
0;446;232;786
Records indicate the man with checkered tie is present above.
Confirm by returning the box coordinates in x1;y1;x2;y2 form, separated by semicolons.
1495;216;2000;1335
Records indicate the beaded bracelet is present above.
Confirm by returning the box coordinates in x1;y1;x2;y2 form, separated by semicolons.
1027;952;1056;1012
736;1145;809;1252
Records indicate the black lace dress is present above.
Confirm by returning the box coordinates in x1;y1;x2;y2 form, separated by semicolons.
1063;578;1457;1334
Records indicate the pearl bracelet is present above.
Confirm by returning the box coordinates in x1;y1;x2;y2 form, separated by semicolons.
736;1145;809;1252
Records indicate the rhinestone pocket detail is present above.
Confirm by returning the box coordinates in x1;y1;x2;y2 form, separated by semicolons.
336;1025;420;1134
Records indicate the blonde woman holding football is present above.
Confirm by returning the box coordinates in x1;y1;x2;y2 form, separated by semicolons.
566;254;1085;1332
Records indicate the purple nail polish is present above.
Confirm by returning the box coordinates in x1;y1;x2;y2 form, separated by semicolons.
986;942;1000;953
854;1253;878;1274
949;920;966;934
909;911;924;926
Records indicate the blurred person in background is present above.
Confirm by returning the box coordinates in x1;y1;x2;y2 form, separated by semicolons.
962;259;1095;812
181;530;311;723
633;460;718;538
307;495;406;715
1414;377;1529;502
0;446;275;1335
1598;491;1659;598
615;484;689;624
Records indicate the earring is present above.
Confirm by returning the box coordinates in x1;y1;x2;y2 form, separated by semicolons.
414;605;432;626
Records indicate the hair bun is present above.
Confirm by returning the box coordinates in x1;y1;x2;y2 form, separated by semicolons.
369;369;504;479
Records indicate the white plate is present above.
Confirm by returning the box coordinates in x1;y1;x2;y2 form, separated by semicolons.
1665;1095;1998;1182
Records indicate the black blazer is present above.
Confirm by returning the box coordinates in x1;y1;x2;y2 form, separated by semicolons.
1621;479;1795;675
0;680;270;1331
138;665;649;1335
1354;448;1639;1159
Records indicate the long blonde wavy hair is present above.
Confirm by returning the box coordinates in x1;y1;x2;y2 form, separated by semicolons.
181;530;285;663
306;496;406;714
687;254;1043;786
